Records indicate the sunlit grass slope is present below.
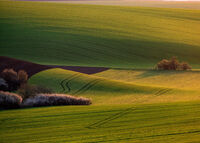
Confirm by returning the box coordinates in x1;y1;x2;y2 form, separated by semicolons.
1;1;200;68
0;102;200;143
29;68;200;105
95;69;200;90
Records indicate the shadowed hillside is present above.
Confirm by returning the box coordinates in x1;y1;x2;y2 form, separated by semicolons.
1;1;200;68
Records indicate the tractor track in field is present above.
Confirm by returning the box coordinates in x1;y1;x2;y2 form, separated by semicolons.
154;88;172;96
86;107;134;129
60;75;102;95
60;74;80;93
86;88;174;129
72;79;102;95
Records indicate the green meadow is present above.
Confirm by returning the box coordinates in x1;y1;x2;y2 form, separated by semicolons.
0;1;200;142
29;68;200;105
1;1;200;68
1;102;200;143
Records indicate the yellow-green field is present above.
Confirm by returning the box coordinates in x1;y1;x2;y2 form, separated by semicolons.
0;102;200;143
1;1;200;142
95;69;200;90
29;68;200;105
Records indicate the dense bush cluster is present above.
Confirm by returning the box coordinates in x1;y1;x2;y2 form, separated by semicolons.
0;78;8;91
0;69;28;91
156;57;191;70
23;94;92;107
0;91;22;109
17;84;52;100
0;68;92;109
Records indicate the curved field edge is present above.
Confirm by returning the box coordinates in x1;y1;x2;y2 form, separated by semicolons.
29;68;200;105
1;1;200;68
94;69;200;90
0;102;200;143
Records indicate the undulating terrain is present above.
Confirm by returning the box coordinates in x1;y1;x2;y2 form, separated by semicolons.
1;0;200;68
0;0;200;142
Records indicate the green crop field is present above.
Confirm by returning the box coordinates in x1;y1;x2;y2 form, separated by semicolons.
29;68;200;105
95;69;200;90
0;102;200;143
1;0;200;142
1;1;200;68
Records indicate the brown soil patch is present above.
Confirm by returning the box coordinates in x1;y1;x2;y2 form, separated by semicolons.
0;56;109;77
0;56;51;78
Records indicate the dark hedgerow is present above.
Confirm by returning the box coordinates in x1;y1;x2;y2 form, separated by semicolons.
22;94;92;107
156;57;191;70
17;84;53;100
0;91;22;109
0;78;8;91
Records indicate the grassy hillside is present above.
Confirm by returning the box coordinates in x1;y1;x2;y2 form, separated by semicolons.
95;69;200;90
1;1;200;68
29;68;200;105
0;102;200;143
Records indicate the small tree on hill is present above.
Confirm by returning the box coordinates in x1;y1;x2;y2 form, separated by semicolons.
0;69;28;91
156;56;191;71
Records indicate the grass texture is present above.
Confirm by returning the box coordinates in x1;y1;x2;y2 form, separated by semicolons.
29;68;200;105
0;102;200;143
0;1;200;68
1;1;200;142
95;69;200;90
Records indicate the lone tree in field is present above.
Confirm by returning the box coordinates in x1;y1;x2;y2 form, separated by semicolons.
156;56;191;70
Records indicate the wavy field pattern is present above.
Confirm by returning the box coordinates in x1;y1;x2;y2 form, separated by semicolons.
1;1;200;68
29;68;200;105
0;103;200;142
1;1;200;142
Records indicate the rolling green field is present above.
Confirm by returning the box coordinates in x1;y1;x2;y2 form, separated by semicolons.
0;102;200;143
1;1;200;142
95;69;200;90
1;1;200;68
29;68;200;105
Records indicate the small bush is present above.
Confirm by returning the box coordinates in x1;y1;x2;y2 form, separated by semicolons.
22;94;92;107
0;91;22;109
18;70;28;87
156;57;191;70
0;69;28;91
17;84;53;100
0;78;8;91
180;62;191;70
0;69;19;91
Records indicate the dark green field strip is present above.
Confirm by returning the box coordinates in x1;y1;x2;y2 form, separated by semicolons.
0;102;200;142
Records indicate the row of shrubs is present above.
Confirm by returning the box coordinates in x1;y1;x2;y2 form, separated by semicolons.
0;91;91;109
156;57;191;70
0;69;91;109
